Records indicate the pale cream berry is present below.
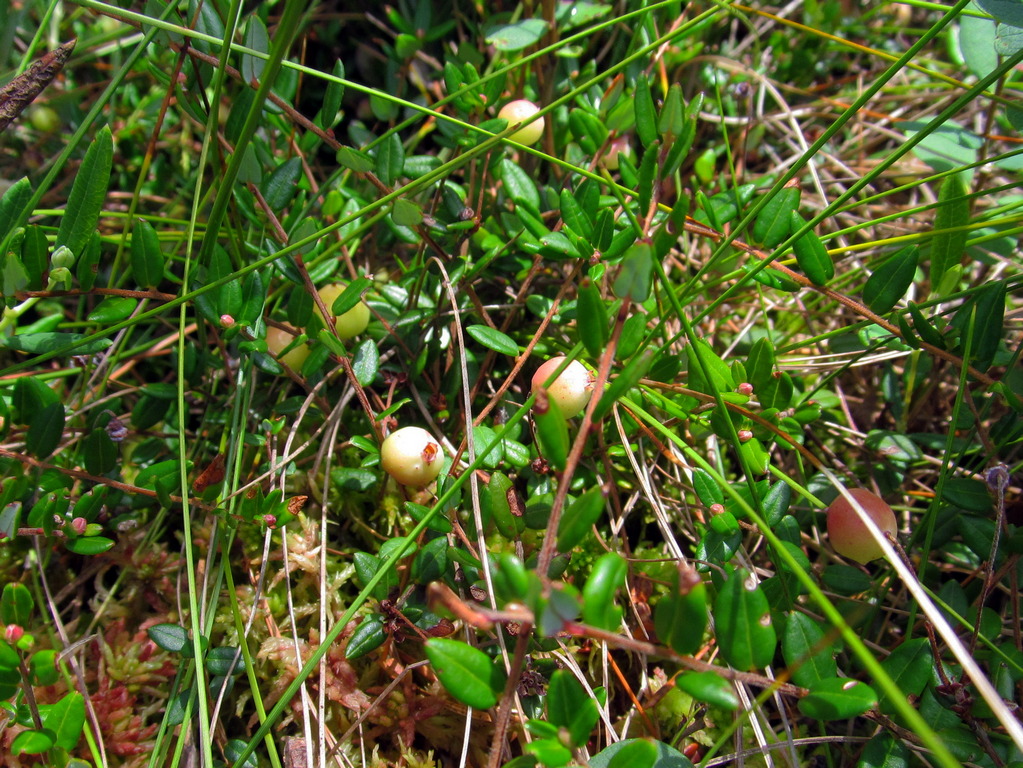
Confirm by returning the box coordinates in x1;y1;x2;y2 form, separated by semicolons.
531;356;593;419
498;99;545;145
266;325;311;370
315;282;371;340
380;427;445;487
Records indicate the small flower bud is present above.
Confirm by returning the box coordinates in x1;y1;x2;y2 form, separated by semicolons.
736;383;754;396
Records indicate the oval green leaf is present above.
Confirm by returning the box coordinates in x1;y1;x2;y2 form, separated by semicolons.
582;552;626;630
424;638;505;710
557;484;606;551
782;612;837;688
863;245;918;315
675;670;740;710
797;677;878;720
789;211;833;285
56;125;112;259
466;325;518;356
714;569;777;671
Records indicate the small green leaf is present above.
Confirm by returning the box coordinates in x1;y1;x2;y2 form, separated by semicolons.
714;570;776;671
20;225;47;290
337;145;374;173
466;324;518;356
930;173;969;292
908;302;947;349
1;583;34;626
352;339;379;386
941;476;993;512
241;16;269;83
424;638;505;709
485;18;548;51
76;232;102;291
346;617;386;659
676;671;740;710
412;536;449;584
130;219;165;289
576;278;608;358
56;125;112;259
0;177;32;240
592;348;654;422
148;623;189;654
87;296;138;323
487;472;520;539
29;650;58;683
789;211;833;285
876;638;932;714
557;485;606;551
590;739;692;768
40;691;86;750
582;553;626;630
859;732;911;768
633;77;657;148
964;280;1005;369
500;158;540;212
376;132;405;187
26;401;64;458
4;332;112;356
797;677;878;720
863;245;919;315
328;276;372;316
782;612;837;688
547;670;599;748
11;729;54;755
658;83;684;138
391;198;423;227
654;566;707;656
319;60;345;128
65;534;113;556
534;395;569;471
637;140;660;213
613;241;653;302
262;157;302;211
752;187;800;248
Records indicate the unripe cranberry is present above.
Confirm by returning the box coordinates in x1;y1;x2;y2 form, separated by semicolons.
315;282;371;340
599;136;633;170
498;99;544;145
826;488;898;564
380;427;445;488
531;357;593;419
265;325;310;370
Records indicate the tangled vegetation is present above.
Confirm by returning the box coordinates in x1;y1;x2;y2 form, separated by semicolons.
1;1;1022;767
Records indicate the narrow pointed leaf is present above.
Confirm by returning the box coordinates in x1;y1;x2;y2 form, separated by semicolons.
863;245;919;314
26;401;64;458
56;125;112;258
789;211;833;285
752;187;800;248
466;324;517;356
929;174;969;292
634;77;657;148
130;218;165;288
557;484;606;551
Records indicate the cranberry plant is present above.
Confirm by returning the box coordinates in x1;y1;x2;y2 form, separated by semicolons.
0;1;1022;767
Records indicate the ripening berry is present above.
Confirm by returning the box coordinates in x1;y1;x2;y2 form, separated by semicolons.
266;325;311;370
380;427;445;488
498;99;544;145
531;356;593;419
826;488;897;564
316;282;371;340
